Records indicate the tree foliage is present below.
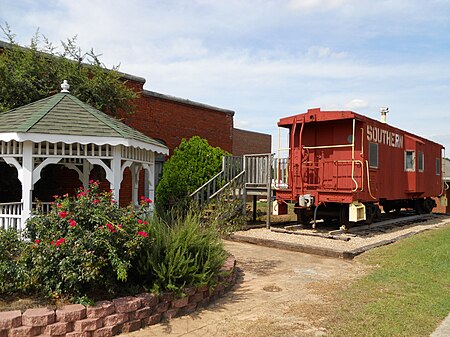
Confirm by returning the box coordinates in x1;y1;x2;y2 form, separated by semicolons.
155;136;229;214
0;24;136;115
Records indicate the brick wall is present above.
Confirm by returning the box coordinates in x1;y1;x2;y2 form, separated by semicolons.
0;256;237;337
121;89;234;156
117;81;236;205
232;128;272;156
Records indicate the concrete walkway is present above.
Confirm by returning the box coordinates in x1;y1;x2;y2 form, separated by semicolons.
121;240;361;337
430;313;450;337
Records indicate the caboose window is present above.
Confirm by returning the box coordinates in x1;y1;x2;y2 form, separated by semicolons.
405;151;415;171
436;158;441;175
369;142;378;168
418;152;424;172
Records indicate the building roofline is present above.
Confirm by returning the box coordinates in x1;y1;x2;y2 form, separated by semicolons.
233;127;271;137
1;40;234;117
142;90;235;116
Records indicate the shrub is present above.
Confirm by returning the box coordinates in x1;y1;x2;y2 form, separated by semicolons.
206;187;247;236
155;136;229;215
25;182;152;299
0;228;27;295
136;212;228;295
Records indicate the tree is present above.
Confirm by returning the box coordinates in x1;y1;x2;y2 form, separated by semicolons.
155;136;229;214
0;24;136;115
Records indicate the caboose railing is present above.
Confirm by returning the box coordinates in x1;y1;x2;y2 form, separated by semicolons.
301;159;363;191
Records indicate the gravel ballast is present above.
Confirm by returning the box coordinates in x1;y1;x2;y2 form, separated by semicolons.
230;214;450;259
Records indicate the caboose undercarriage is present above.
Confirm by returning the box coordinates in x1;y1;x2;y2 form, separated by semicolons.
294;197;436;229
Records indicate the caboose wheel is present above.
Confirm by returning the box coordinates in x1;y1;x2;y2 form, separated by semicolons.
423;198;435;214
296;209;312;228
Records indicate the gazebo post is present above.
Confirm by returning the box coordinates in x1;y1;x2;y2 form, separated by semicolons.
111;145;122;202
143;163;155;205
21;141;34;227
82;160;91;191
131;163;140;208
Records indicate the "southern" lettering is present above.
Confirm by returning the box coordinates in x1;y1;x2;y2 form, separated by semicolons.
367;125;403;148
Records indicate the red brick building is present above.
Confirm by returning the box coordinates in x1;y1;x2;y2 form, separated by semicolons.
0;41;272;205
117;74;272;204
232;128;272;156
120;75;235;155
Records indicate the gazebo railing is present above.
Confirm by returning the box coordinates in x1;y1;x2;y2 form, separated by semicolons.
0;201;53;231
0;202;22;230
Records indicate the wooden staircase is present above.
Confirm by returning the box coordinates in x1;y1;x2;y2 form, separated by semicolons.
190;154;273;227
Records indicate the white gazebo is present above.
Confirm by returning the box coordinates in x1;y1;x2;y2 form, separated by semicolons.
0;81;168;230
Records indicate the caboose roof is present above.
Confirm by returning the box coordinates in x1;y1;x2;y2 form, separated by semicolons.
278;108;443;149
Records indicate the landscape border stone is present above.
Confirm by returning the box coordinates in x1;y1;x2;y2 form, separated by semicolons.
0;255;237;337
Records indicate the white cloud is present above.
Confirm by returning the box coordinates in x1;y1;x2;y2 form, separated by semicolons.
2;0;450;153
288;0;351;11
345;99;369;110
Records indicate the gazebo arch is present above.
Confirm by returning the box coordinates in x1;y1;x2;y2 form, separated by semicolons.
0;81;168;230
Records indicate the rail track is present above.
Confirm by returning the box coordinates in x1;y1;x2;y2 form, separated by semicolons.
270;212;449;241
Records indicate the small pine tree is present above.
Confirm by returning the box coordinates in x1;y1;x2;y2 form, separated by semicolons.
155;136;229;214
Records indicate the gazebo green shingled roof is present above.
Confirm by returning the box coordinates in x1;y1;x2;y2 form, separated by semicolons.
0;92;164;149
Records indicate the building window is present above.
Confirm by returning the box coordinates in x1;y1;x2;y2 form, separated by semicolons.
418;151;424;172
369;142;378;168
405;150;415;172
436;158;441;176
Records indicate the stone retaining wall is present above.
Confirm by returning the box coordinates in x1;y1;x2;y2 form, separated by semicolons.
0;256;237;337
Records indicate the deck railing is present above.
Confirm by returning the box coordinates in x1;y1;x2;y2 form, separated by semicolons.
190;156;244;207
273;157;289;189
190;154;274;209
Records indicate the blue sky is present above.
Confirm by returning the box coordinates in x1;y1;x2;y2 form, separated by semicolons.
1;0;450;153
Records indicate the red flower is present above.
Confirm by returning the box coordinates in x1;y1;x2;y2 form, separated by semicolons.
137;219;143;224
117;224;123;229
140;196;145;200
52;195;59;199
59;211;67;219
35;239;40;244
68;219;77;228
55;238;65;246
137;231;148;237
77;192;86;198
145;198;152;204
89;179;94;184
106;223;117;233
57;203;63;208
144;221;149;225
93;199;100;205
50;240;55;245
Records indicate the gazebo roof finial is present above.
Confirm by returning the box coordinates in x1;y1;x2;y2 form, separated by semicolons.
60;80;70;93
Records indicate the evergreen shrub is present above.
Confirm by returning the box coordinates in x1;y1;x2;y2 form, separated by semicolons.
155;136;229;215
136;212;228;295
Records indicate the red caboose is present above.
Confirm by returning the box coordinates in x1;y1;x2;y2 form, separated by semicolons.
275;108;446;228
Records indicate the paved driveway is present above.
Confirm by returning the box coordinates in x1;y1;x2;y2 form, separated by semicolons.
122;240;363;337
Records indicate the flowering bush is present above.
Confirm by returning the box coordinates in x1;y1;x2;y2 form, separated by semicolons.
0;228;27;295
25;182;152;299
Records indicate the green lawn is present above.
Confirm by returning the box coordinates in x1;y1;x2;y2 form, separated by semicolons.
326;224;450;337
